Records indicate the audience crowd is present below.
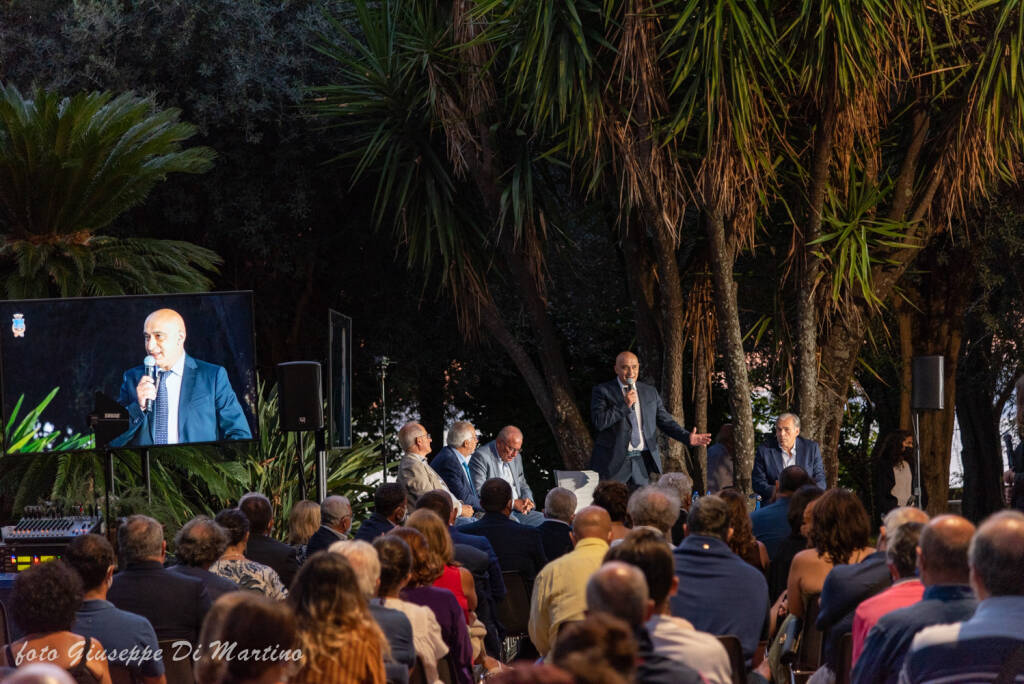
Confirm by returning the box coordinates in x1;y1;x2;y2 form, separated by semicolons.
2;419;1024;684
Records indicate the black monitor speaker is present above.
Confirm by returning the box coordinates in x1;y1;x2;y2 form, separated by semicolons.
911;355;944;411
277;361;324;431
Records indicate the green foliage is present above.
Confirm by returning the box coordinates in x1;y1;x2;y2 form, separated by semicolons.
4;388;93;454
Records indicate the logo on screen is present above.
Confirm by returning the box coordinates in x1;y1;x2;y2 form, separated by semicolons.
11;313;25;338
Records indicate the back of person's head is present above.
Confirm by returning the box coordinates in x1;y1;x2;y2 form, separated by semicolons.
778;466;812;495
174;516;229;568
485;664;574;684
238;492;274;535
626;486;679;536
544;487;577;523
374;482;407;517
195;593;298;684
415;490;454;525
787;485;824;536
808;488;872;564
919;514;975;585
718;488;759;558
480;478;513;513
373;536;413;596
329;540;381;598
1;663;77;684
886;521;925;578
969;510;1024;597
592;481;629;524
883;506;930;536
604;528;675;606
571;506;612;541
289;551;367;629
386;526;441;586
406;509;454;566
551;613;635;684
287;500;321;546
215;508;250;547
586;561;649;628
118;514;164;563
320;495;352;527
64;533;115;591
686;495;731;540
12;561;83;634
657;472;693;507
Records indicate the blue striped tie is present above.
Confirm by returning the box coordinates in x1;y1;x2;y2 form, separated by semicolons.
154;370;169;444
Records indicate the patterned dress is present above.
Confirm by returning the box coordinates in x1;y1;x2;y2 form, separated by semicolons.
209;557;287;599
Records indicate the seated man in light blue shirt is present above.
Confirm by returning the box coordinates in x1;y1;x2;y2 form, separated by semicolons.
470;425;544;526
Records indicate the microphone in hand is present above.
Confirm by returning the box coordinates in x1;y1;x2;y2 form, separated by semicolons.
143;355;157;413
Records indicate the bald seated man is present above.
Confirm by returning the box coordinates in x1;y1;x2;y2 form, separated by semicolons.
112;308;251;446
529;506;612;658
590;351;710;487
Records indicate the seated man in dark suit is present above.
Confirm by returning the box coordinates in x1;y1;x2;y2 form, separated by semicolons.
750;465;812;559
305;495;352;556
431;421;483;513
168;516;240;602
537;487;576;561
239;492;299;587
332;540;415;684
355;482;407;543
460;478;548;592
108;514;212;645
65;534;166;684
751;412;826;501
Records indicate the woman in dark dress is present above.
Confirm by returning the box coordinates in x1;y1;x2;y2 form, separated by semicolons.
872;429;922;522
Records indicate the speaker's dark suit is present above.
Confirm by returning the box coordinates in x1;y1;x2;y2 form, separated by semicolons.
112;354;251;446
431;446;482;512
244;533;299;588
108;561;211;644
459;512;547;590
589;379;692;482
752;435;826;500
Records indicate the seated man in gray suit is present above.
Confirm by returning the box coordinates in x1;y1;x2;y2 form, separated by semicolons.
397;421;474;519
751;412;826;501
470;425;545;526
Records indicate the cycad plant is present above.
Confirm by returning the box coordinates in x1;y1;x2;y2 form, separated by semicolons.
0;83;221;298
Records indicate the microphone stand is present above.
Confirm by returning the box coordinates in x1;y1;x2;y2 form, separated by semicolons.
376;356;392;482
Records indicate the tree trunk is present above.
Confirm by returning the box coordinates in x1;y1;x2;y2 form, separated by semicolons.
706;207;755;492
651;220;688;474
619;218;664;385
692;340;709;493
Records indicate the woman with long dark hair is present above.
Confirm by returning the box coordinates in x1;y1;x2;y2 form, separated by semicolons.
719;489;769;572
872;429;919;521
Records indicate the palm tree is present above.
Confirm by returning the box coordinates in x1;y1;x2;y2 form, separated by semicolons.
0;83;221;298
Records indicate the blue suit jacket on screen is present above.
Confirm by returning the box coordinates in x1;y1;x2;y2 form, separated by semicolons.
111;354;251;447
431;446;482;511
752;435;826;500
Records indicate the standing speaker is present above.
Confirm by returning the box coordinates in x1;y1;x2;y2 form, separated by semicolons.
911;356;944;410
277;361;324;431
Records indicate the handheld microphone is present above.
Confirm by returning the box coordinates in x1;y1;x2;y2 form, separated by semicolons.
143;355;157;413
627;380;636;394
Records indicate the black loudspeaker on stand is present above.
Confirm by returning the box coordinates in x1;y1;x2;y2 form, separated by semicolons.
910;355;945;509
277;362;327;502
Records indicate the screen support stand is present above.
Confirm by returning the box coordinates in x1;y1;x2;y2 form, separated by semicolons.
104;449;116;537
314;429;328;503
296;432;307;499
376;356;391;482
141;448;152;503
912;411;923;508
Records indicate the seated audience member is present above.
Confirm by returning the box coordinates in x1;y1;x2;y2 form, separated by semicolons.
431;421;483;512
397;421;473;518
286;499;321;564
194;592;246;684
194;593;298;684
766;484;823;601
750;465;812;559
210;508;287;599
387;527;473;684
586;562;702;683
537;487;576;561
373;536;449;684
355;483;407;543
592;480;631;543
815;505;928;673
305;495;352;556
529;506;612;658
2;664;77;684
64;534;165;683
406;510;478;624
901;511;1024;682
332;540;416;684
670;495;769;662
551;613;638;684
485;664;573;684
169;517;241;602
606;528;732;684
720;488;769;572
239;492;299;587
626;486;680;543
852;515;977;684
108;514;211;644
851;521;926;662
656;472;693;545
706;424;735;493
0;561;112;683
459;478;547;591
289;552;388;684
